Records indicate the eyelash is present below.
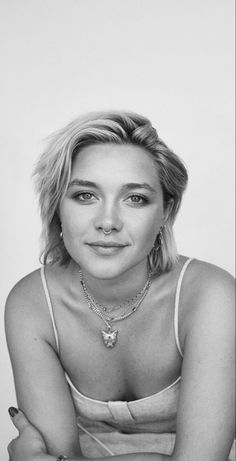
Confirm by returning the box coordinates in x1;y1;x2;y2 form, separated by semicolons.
72;192;149;206
126;194;149;205
72;192;96;202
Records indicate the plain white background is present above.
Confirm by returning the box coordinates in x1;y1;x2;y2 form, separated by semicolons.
0;0;234;456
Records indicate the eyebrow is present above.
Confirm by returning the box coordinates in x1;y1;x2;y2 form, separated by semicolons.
68;180;98;188
121;182;156;193
68;179;156;193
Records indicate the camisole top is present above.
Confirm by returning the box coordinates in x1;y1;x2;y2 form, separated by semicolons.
40;258;193;457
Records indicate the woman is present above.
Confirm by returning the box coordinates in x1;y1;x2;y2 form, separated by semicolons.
5;111;235;460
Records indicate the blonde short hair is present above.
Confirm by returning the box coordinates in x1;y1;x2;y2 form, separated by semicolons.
34;111;188;274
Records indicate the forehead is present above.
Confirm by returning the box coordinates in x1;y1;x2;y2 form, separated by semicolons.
71;143;160;186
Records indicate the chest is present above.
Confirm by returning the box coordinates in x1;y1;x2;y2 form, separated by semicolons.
56;292;182;401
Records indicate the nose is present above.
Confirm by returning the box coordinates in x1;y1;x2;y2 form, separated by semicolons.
93;201;123;233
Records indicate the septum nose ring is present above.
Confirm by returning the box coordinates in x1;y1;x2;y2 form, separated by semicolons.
103;229;112;235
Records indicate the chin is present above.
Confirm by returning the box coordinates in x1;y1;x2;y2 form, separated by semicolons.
80;261;129;280
87;268;124;280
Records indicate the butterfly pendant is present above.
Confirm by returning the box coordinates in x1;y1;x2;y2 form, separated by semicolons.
101;327;118;348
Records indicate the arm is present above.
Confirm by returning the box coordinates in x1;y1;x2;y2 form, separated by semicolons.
7;266;235;461
5;272;82;458
6;274;169;461
172;263;235;461
76;264;234;461
8;409;168;461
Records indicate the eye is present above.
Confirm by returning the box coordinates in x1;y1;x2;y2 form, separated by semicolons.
126;195;149;205
72;192;96;202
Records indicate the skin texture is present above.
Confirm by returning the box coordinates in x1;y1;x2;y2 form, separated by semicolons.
5;144;235;461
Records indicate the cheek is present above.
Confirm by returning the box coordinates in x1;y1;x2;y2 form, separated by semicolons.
60;220;84;263
139;226;157;253
62;221;85;252
134;211;162;251
60;202;86;235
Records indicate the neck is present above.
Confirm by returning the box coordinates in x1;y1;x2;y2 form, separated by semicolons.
72;260;150;307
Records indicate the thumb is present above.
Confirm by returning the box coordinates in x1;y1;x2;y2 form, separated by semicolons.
8;407;31;432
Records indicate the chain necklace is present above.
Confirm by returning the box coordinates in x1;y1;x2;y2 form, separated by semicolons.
79;271;152;348
81;274;152;314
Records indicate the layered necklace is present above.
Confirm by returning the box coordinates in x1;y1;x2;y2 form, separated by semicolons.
79;270;153;348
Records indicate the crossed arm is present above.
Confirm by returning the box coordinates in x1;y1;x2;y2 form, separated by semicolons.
5;265;235;461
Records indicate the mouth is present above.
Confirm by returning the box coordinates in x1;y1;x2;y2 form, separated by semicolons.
87;241;129;255
88;241;128;248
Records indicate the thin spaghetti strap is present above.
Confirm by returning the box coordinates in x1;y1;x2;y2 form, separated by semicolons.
174;258;193;358
40;266;60;353
76;421;114;456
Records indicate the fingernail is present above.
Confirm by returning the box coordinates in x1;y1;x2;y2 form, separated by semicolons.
8;407;19;417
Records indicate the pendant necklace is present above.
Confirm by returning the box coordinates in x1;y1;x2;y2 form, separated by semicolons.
79;271;152;348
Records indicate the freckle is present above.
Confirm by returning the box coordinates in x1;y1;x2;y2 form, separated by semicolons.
33;337;38;341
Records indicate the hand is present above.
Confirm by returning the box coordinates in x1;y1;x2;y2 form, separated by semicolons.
8;407;47;461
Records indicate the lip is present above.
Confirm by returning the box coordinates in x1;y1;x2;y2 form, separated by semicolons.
88;241;128;248
87;241;129;256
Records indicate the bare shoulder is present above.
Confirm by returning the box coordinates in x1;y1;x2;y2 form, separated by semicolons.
178;257;235;343
5;269;46;349
182;257;235;301
5;263;65;310
5;264;63;345
5;269;43;317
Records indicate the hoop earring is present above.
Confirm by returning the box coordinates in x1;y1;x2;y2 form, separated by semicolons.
60;231;63;240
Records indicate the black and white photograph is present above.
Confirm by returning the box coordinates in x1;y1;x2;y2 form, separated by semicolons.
0;1;235;460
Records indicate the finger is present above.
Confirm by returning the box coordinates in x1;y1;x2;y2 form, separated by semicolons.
8;407;31;432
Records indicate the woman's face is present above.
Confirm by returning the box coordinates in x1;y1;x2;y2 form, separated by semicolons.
59;143;165;280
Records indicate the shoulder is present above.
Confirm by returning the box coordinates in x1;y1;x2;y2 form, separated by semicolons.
5;263;66;309
180;257;234;303
5;264;63;344
5;268;43;315
5;269;46;342
177;257;235;348
5;261;69;314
